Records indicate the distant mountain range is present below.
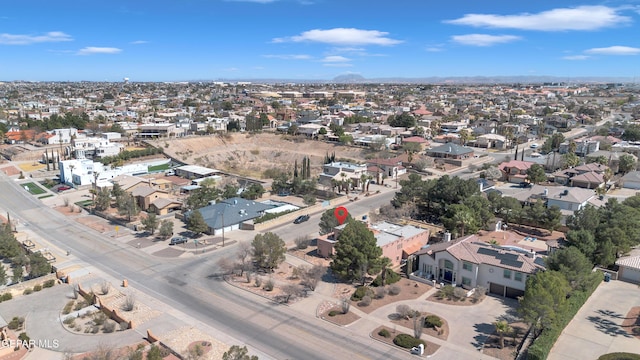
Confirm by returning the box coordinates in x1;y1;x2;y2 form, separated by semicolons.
211;74;638;85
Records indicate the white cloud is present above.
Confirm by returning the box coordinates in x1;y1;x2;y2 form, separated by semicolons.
451;34;521;46
0;31;72;45
262;54;312;60
273;28;402;46
130;40;148;45
321;55;350;63
77;47;122;55
323;63;353;67
585;46;640;55
445;6;630;31
562;55;590;60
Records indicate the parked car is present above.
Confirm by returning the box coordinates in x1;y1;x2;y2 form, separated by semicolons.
530;143;539;149
169;236;187;245
293;215;310;224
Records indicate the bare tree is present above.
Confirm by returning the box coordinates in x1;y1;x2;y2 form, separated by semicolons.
281;284;302;303
396;304;413;320
413;315;425;339
100;281;110;295
299;265;325;291
122;295;136;312
217;257;236;277
341;297;350;314
236;241;252;276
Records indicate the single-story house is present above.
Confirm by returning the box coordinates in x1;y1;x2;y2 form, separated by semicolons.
615;251;640;284
185;197;276;235
621;171;640;190
426;143;474;160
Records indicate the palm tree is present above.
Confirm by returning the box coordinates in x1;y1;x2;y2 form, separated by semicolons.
452;208;474;237
494;320;512;349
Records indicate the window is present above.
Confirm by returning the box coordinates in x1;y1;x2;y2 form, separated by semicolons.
462;277;471;286
463;261;473;271
514;272;523;282
503;269;512;279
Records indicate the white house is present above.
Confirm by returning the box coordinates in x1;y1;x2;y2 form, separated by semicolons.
411;235;545;299
616;254;640;284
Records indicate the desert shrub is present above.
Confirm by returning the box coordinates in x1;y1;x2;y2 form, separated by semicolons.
92;312;107;326
351;286;373;301
396;305;414;319
63;317;75;326
371;269;401;287
43;279;55;288
633;327;640;336
294;236;310;250
102;320;117;333
0;293;12;301
375;287;386;299
74;300;87;311
91;325;100;334
453;287;467;300
83;291;95;305
254;277;262;288
328;310;340;317
263;278;274;291
63;301;74;314
23;288;33;295
120;321;130;331
388;285;401;296
100;281;110;295
122;295;136;311
437;285;455;299
33;284;42;292
472;286;486;302
8;317;24;330
358;295;372;307
18;333;29;343
393;334;425;349
378;328;391;338
424;315;443;328
341;298;350;314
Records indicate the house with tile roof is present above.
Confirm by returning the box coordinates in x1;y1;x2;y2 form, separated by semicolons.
499;160;535;184
411;234;545;298
615;248;640;284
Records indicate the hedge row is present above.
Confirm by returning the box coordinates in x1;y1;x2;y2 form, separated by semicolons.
527;272;602;360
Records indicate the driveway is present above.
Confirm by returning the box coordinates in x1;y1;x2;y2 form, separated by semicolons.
352;290;519;359
548;281;640;360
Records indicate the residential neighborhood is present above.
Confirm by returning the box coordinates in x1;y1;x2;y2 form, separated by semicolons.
0;80;640;360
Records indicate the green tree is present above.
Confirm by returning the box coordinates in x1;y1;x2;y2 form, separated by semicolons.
222;184;240;199
387;112;416;128
27;252;51;278
319;208;353;235
330;221;385;283
0;265;5;286
94;187;111;212
241;183;265;200
494;320;512;349
545;247;593;290
158;220;174;239
185;187;220;210
441;204;477;237
11;265;23;283
541;133;565;153
222;345;258;360
618;154;637;174
561;152;580;169
518;271;571;335
526;164;547;184
116;193;139;222
566;229;597;262
187;210;209;236
251;232;286;270
141;213;159;235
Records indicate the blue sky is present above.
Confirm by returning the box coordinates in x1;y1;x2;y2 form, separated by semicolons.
1;0;640;81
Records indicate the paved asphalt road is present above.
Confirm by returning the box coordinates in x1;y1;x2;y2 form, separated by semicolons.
0;174;413;360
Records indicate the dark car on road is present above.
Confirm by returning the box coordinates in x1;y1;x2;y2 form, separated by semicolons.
169;236;188;245
293;214;310;224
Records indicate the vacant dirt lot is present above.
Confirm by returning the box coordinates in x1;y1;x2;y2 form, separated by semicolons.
153;133;372;178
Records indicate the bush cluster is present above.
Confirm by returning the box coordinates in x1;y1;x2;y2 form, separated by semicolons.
350;286;373;301
328;310;340;317
43;279;56;288
598;353;640;360
424;315;442;329
378;328;391;338
371;269;401;287
393;334;425;349
0;293;12;303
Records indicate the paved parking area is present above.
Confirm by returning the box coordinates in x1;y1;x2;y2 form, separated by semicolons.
548;281;640;360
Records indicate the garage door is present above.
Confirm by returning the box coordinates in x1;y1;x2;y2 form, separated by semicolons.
505;287;525;299
489;283;505;297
